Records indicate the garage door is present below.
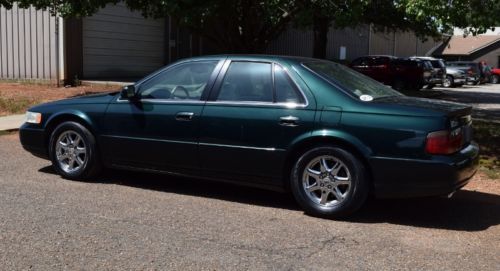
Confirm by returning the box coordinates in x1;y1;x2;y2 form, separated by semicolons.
82;3;165;79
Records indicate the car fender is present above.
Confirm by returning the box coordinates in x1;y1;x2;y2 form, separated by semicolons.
43;109;96;134
288;129;373;158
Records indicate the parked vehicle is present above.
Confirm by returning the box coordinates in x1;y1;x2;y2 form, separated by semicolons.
19;55;479;218
491;68;500;84
446;61;486;85
411;57;446;89
443;67;467;87
350;55;432;91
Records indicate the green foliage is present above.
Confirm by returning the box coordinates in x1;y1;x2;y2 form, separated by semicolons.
1;0;499;52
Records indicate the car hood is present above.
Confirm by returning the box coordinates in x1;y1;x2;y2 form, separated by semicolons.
372;95;471;117
42;91;119;106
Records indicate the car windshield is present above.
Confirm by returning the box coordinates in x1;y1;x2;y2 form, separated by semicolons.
303;61;402;100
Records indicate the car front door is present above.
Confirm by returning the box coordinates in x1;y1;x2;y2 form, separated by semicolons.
199;60;315;186
101;59;222;173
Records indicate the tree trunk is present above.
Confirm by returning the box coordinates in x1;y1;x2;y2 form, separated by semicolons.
313;16;330;59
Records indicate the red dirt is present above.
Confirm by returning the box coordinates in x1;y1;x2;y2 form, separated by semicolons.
0;83;120;116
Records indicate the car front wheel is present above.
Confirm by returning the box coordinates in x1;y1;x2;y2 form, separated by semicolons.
443;75;454;88
49;121;102;180
290;146;369;218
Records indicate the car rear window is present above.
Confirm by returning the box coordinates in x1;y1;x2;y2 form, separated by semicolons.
303;61;402;100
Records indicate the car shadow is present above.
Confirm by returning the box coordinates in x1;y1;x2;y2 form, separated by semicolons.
39;166;500;231
348;190;500;231
38;166;299;211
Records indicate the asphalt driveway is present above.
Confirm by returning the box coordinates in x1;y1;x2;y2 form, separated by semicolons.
0;133;499;270
426;83;500;121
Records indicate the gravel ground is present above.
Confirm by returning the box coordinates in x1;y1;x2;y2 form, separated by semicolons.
0;133;499;270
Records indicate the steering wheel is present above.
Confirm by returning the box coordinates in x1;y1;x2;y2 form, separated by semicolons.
171;85;190;99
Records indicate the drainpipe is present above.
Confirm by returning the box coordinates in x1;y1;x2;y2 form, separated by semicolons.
393;30;396;56
367;24;372;55
56;17;65;86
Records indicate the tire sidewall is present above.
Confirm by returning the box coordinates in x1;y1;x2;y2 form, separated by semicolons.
290;146;368;217
492;75;499;84
443;76;453;87
49;122;98;180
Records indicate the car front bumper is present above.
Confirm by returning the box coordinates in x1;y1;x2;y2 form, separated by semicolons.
19;123;48;159
428;78;444;84
453;78;466;84
370;142;479;198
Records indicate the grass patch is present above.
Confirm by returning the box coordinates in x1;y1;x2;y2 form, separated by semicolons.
473;120;500;179
0;96;40;116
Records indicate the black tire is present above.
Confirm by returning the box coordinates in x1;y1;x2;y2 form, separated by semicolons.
442;75;454;88
491;75;499;84
290;146;369;218
49;121;102;180
425;84;435;90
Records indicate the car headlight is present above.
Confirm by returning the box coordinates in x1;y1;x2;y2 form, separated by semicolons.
25;111;42;124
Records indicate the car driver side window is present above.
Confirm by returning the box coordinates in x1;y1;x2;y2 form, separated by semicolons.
138;61;217;100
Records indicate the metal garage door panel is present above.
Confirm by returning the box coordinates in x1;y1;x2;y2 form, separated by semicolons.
82;3;165;79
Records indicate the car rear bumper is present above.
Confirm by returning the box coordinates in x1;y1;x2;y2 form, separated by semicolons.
370;142;479;198
19;123;48;159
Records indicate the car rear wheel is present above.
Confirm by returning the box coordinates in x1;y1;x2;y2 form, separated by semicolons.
491;75;499;84
290;146;369;218
443;75;454;88
49;121;102;180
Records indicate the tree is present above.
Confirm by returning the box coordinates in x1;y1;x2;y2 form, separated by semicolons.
1;0;306;53
1;0;499;56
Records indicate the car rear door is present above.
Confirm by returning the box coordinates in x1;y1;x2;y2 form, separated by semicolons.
101;59;223;173
198;59;315;186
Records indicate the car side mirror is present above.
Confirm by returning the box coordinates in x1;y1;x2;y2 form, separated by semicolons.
121;85;137;100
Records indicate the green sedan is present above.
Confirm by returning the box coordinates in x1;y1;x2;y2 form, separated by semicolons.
19;55;479;217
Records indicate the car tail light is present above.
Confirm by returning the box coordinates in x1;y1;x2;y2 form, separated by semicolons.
425;128;463;155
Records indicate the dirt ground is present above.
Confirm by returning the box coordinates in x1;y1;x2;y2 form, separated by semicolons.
0;82;120;116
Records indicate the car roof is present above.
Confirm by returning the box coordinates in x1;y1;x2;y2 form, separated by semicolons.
175;54;323;65
411;56;441;61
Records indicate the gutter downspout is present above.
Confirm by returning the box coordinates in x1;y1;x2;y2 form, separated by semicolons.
367;24;372;55
56;17;65;86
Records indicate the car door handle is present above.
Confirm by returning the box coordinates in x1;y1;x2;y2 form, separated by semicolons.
175;112;195;121
279;116;299;127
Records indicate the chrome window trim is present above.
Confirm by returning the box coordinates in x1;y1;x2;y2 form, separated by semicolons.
273;63;308;106
116;97;205;104
204;100;308;108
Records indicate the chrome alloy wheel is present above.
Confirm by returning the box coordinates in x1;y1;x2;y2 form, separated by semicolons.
302;155;352;207
55;130;87;173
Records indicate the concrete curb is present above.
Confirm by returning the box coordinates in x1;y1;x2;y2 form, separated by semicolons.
0;114;25;131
